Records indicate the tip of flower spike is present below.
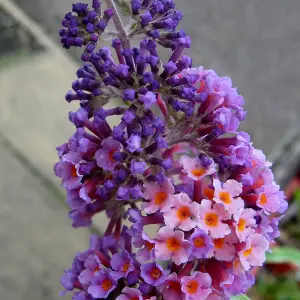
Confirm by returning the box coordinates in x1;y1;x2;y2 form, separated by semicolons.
92;0;101;10
59;1;112;51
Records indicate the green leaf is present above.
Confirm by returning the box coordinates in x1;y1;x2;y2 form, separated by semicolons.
231;295;251;300
266;247;300;267
293;188;300;200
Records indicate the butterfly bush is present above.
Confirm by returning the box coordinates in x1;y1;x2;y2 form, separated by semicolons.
55;0;287;299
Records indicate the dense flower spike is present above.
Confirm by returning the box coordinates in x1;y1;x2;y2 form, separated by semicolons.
56;0;287;299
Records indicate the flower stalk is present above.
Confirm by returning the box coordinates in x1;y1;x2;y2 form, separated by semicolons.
104;0;131;48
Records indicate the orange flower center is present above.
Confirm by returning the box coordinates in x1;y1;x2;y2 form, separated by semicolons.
169;280;181;291
193;237;205;248
243;247;253;257
154;192;167;205
204;212;219;227
219;191;231;204
121;263;130;272
166;237;181;251
213;238;225;249
238;218;246;231
233;259;241;269
108;149;115;162
260;193;267;205
145;241;155;251
186;280;199;294
191;167;206;178
71;165;77;177
177;206;191;221
204;188;214;200
150;267;162;279
101;279;113;291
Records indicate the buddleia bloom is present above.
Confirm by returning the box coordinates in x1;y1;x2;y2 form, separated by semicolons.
56;0;287;299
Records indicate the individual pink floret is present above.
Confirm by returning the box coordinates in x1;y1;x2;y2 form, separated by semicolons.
95;137;121;171
251;148;272;168
233;208;257;242
189;228;214;259
160;273;184;300
232;257;246;275
181;271;212;300
210;232;237;262
199;178;215;201
142;179;175;214
239;233;269;271
132;232;156;262
163;193;200;231
180;156;216;181
154;226;190;265
198;200;231;238
257;184;287;214
213;179;244;215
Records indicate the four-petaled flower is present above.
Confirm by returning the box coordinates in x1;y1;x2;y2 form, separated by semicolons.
143;179;175;214
180;156;216;181
239;234;269;270
155;226;190;265
198;200;231;238
213;179;244;215
181;272;212;300
164;193;200;231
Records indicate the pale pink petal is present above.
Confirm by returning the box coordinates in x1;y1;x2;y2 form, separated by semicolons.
164;209;181;229
214;243;235;261
156;226;175;240
209;222;231;239
250;234;269;251
239;234;269;270
173;247;189;265
213;203;231;220
223;180;243;197
155;242;171;261
247;247;265;267
199;199;214;213
232;258;246;275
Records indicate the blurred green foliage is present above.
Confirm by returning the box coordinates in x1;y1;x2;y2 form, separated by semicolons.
231;294;251;300
255;272;300;300
250;188;300;300
266;247;300;267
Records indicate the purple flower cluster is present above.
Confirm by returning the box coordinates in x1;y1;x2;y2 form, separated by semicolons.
130;0;190;51
59;0;113;60
56;1;287;299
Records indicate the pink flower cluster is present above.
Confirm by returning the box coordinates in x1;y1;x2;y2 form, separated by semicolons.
135;142;284;299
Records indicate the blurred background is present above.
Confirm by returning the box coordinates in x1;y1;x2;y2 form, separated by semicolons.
0;0;299;299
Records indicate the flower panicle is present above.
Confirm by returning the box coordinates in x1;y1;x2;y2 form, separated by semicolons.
56;1;287;299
